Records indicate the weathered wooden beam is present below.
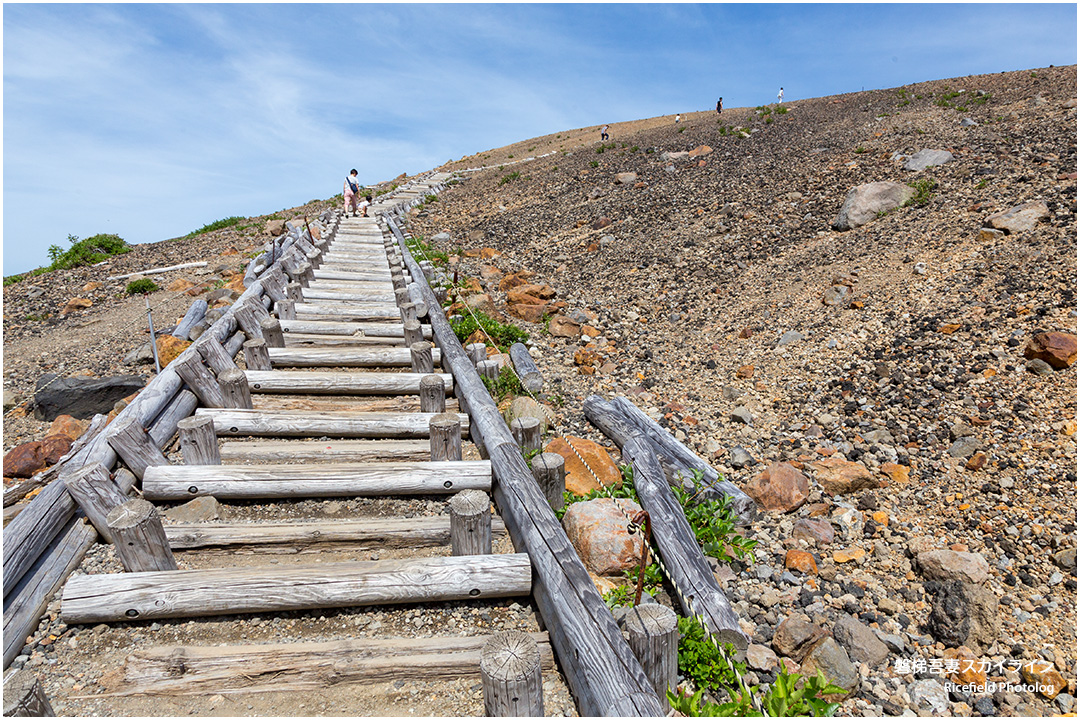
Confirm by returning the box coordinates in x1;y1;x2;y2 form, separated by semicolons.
218;369;253;410
509;343;543;393
266;346;441;368
172;299;208;341
171;354;225;408
279;319;430;339
142;460;491;500
164;516;507;552
294;304;400;322
107;417;169;479
106;633;552;696
64;463;129;543
531;453;566;511
245;370;453;396
219;439;431;463
302;289;397;303
196;336;237;376
429;414;463;462
242;338;272;371
107;498;178;573
511;417;542;454
2;670;56;716
419;374;447;413
623;604;679;707
197;408;469;439
61;554;532;624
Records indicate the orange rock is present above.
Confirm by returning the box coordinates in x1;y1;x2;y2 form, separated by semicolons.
1024;332;1077;369
738;327;753;339
61;298;92;314
688;145;713;157
880;462;910;485
1020;659;1068;699
939;324;962;334
581;325;601;338
736;365;754;378
224;276;246;293
945;647;987;687
498;272;534;292
461;277;483;295
574;348;602;367
463;248;481;258
156;335;191;366
3;442;47;478
47;414;87;441
517;284;556;300
479;248;502;260
81;281;103;293
966;452;988;470
544;436;622;495
465;330;488;346
167;278;196;292
186;282;214;296
39;435;73;464
506;288;546;306
785;549;818;575
833;547;866;563
507;303;548;323
810;457;878;495
579;365;596;376
871;511;889;527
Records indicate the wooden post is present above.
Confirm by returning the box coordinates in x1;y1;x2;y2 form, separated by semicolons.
403;319;424;347
509;343;543;394
391;271;406;293
197;336;238;376
429;413;462;461
64;464;128;543
275;299;296;320
449;489;492;556
419;375;446;413
410;341;434;374
466;343;488;366
395;287;411;308
2;670;55;717
622;604;678;707
177;415;220;465
531;453;565;511
511;417;542;454
260;317;285;348
476;359;500;382
286;282;303;301
231;302;264;340
218;369;253;410
400;302;418;324
172;354;226;408
106;498;178;573
106;416;169;480
243;338;272;371
481;631;544;717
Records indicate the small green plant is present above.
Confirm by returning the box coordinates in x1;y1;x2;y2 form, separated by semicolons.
449;311;528;351
499;172;520;185
602;584;636;609
776;106;788;115
765;116;774;124
46;233;129;271
555;463;638;520
589;160;599;168
125;278;159;295
853;146;866;154
673;478;757;563
976;179;989;189
483;365;524;404
24;313;50;322
677;615;745;692
183;216;244;239
669;667;845;716
4;274;26;287
404;235;450;266
629;145;639;153
623;562;663;596
906;177;937;206
507;154;514;158
424;194;438;203
678;126;686;133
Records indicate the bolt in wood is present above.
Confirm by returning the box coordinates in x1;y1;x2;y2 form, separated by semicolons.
419;374;447;413
177;415;220;465
481;631;544;717
511;417;542;454
531;452;565;511
218;368;253;410
429;413;462;461
243;338;272;371
410;341;434;374
107;498;178;573
449;489;492;556
622;604;678;707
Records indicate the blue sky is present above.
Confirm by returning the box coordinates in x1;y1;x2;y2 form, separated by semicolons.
3;3;1076;275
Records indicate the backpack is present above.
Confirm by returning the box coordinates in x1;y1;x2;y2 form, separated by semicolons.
347;178;359;193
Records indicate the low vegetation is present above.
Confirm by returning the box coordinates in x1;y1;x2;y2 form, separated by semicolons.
449;311;528;351
182;216;245;239
124;278;159;295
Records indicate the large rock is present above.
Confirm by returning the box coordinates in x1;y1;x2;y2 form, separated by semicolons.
266;218;286;236
504;396;554;433
1024;332;1077;369
984;200;1050;234
464;293;501;319
800;638;859;691
772;613;828;661
614;172;638;185
792;518;834;546
832;615;890;667
3;442;47;478
39;434;73;464
506;303;547;323
165;496;222;523
924;580;1000;654
562;498;644;575
547;315;581;338
745;462;809;513
822;285;851;306
156;335;191;366
917;549;990;584
544;436;622;495
47;415;87;442
810;457;878;495
903;149;954;171
33;374;145;421
832;182;915;231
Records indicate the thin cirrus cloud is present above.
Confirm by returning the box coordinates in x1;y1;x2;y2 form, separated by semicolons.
4;4;1076;276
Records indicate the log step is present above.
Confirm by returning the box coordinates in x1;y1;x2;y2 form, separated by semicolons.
267;347;441;368
294;304;400;322
61;553;533;624
143;460;491;500
313;270;396;283
109;633;553;696
280;319;430;339
301;290;397;303
283;334;405;348
246;370;454;395
164;516;507;552
196;408;470;438
251;396;459;414
220;438;433;463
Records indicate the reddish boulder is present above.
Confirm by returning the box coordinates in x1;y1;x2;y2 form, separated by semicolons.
792;518;835;546
3;442;47;478
745;462;809;513
810;457;879;495
562;498;645;575
47;414;87;441
1024;332;1077;369
507;303;548;323
785;549;818;575
544;436;622;495
39;434;73;465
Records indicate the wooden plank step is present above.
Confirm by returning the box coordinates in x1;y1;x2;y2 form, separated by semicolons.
220;439;432;463
61;553;532;624
196;408;469;438
108;632;550;696
313;270;397;283
246;370;453;395
307;280;396;293
280;319;428;338
251;395;459;414
164;516;507;552
301;289;397;303
268;346;441;368
283;334;404;348
293;304;401;322
143;460;491;500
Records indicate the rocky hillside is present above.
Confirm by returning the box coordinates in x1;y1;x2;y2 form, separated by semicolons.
410;66;1077;717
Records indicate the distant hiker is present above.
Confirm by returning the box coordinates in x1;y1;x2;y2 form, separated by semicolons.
600;125;609;141
716;97;723;114
343;169;361;217
359;194;373;217
777;87;784;104
675;114;681;123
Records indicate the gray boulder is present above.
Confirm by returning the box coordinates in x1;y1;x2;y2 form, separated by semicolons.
832;182;916;231
984;200;1051;234
33;374;145;421
822;285;851;306
729;447;755;469
776;330;805;348
800;638;859;691
833;615;890;667
924;580;1000;654
903;149;953;171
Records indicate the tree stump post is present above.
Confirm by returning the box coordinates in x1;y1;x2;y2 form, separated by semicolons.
243;338;272;371
177;415;220;465
466;343;488;366
3;670;56;717
476;359;500;382
511;417;542;454
395;287;411;308
275;299;296;320
531;452;566;511
400;302;418;324
286;282;303;301
172;354;226;408
410;341;434;374
419;375;446;413
107;416;169;479
218;368;253;410
481;631;544;717
429;413;462;461
622;604;679;707
197;337;238;376
403;319;424;348
260;317;285;348
449;489;492;556
65;463;129;543
107;498;178;573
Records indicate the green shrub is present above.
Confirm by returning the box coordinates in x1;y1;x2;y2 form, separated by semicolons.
673;478;757;563
677;615;745;692
46;233;129;271
499;172;520;185
449;311;528;351
184;216;244;239
484;365;523;404
906;177;937;206
589;160;599;168
125;278;159;295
